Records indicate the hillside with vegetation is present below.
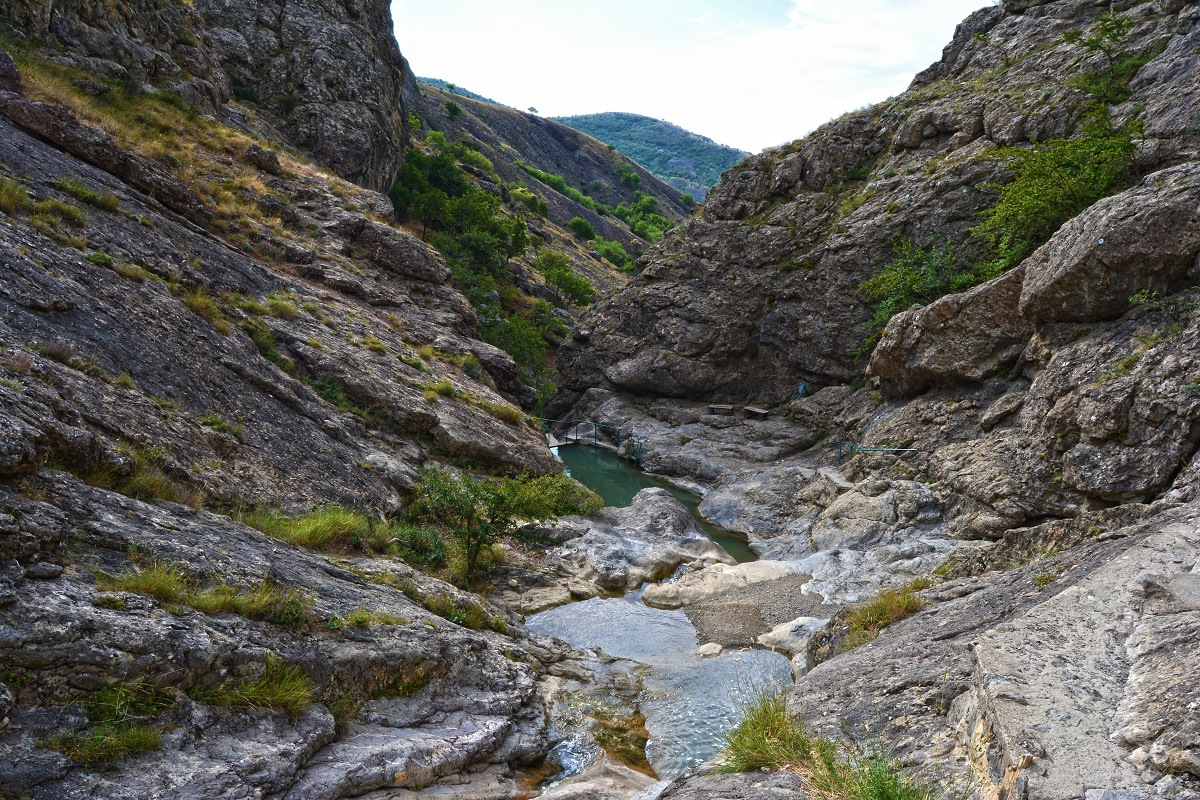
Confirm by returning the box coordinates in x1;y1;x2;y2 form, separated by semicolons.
553;111;749;200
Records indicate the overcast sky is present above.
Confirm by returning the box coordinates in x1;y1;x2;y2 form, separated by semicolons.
391;1;989;154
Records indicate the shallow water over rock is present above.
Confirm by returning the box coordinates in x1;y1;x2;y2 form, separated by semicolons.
527;589;792;780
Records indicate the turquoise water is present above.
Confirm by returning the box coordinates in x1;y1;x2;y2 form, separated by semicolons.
555;445;758;563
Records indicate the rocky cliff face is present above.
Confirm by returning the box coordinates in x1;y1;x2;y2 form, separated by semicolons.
0;18;581;794
551;0;1200;796
2;0;416;191
557;0;1200;406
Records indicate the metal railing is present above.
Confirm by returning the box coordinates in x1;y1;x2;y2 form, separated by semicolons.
832;440;920;464
534;417;645;463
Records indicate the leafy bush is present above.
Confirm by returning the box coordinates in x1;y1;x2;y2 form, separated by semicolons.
388;523;448;569
409;468;600;582
857;237;966;352
532;249;571;273
594;237;633;271
515;162;597;209
614;162;641;188
608;191;671;242
972;108;1137;277
544;264;596;306
566;216;595;240
445;100;462;118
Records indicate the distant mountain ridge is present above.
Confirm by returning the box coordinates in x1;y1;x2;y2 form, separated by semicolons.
417;77;505;107
552;112;749;199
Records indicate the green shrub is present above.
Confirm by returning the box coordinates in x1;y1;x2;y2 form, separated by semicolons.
532;249;570;273
86;252;114;267
544;264;596;306
566;216;595;240
857;237;966;353
972;108;1137;277
594;237;632;271
408;468;601;582
614;162;641;188
514;162;597;209
389;523;448;570
445;100;462;118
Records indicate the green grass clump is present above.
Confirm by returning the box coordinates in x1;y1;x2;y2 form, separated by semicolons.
265;295;299;319
31;198;88;248
238;506;378;552
181;287;232;334
53;177;120;211
98;562;189;605
0;177;31;215
420;379;457;401
473;398;524;425
86;252;114;267
114;262;150;281
97;562;314;626
197;656;313;719
368;572;507;632
841;585;924;651
49;684;174;768
718;689;941;800
197;412;244;441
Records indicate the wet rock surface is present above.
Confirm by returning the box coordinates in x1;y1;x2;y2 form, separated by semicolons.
490;489;734;616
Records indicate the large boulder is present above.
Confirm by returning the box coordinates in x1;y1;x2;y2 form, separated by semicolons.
869;266;1033;397
1019;163;1200;324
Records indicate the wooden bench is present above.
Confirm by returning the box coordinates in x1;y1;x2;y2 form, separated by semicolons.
708;404;735;416
744;406;770;420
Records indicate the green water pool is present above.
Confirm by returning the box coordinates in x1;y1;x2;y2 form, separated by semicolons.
555;445;758;563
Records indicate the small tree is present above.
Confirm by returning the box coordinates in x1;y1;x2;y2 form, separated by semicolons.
445;100;462;119
409;469;515;583
566;216;595;240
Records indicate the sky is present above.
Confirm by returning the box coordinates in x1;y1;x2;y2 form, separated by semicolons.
390;0;990;154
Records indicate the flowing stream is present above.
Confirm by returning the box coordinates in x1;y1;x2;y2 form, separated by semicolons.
527;588;791;780
530;446;791;781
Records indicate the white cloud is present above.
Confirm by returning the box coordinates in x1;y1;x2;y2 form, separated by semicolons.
393;0;988;153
